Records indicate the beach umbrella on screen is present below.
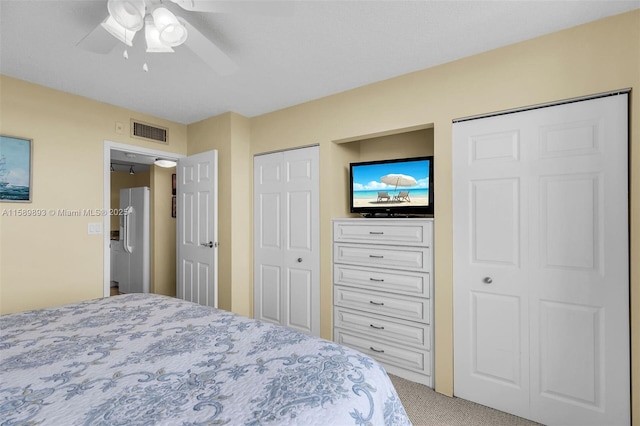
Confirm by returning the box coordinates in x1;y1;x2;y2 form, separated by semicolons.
381;173;417;192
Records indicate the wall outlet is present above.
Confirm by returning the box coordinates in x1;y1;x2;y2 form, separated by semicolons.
88;222;103;235
115;121;124;134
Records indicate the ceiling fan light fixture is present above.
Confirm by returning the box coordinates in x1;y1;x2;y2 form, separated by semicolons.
169;0;195;8
154;158;177;168
101;16;136;46
107;0;145;32
152;7;188;47
144;16;175;53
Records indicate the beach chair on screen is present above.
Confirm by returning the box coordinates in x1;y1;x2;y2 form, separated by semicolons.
377;192;391;202
394;191;411;202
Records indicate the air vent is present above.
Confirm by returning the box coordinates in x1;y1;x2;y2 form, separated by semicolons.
131;119;168;143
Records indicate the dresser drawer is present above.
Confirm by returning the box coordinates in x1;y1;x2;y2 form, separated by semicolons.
335;329;431;376
334;307;430;349
334;243;431;272
332;218;434;387
333;264;429;297
334;286;429;323
333;220;432;247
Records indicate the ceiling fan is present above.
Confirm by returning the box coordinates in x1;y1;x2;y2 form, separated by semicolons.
78;0;286;75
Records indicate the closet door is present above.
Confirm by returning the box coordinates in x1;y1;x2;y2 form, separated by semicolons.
453;110;531;419
254;146;320;336
453;94;629;425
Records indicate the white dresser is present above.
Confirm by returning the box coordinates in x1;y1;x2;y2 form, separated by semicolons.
332;218;434;387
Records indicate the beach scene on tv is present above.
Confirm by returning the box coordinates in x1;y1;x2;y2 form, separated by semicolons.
352;158;430;207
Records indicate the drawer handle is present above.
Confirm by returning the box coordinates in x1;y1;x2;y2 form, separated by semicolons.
370;346;385;353
369;255;384;258
370;324;385;330
369;231;384;235
369;301;384;306
369;278;384;282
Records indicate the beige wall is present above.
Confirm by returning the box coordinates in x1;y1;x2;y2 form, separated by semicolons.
349;128;434;162
249;10;640;414
229;113;252;316
151;165;177;296
0;8;638;421
0;76;187;313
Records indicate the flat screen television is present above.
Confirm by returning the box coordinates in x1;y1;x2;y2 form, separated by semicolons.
349;156;434;217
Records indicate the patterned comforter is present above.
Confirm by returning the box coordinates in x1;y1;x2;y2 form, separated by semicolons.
0;293;411;425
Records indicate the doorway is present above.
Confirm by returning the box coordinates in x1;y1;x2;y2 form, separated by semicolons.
102;140;183;297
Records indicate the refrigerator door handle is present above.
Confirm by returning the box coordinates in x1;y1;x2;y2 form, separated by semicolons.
123;206;134;254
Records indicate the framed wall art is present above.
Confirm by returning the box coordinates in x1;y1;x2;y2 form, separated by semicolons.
0;135;32;202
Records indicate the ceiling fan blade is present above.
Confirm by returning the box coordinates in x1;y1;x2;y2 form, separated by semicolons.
181;19;238;76
76;19;119;54
171;0;294;16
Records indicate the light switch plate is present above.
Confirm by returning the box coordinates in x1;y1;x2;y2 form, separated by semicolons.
88;222;103;235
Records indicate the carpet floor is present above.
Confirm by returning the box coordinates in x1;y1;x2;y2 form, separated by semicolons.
389;375;542;426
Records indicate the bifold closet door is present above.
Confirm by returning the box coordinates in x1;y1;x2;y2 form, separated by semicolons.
254;146;320;336
453;94;629;426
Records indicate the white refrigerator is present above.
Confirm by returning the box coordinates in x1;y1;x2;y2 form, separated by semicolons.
116;186;150;294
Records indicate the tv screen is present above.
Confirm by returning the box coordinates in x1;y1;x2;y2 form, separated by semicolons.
350;156;434;216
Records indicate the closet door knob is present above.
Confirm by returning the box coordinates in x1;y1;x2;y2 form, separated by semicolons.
297;258;303;262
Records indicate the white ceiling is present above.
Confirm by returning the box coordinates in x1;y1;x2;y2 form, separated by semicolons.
1;0;638;125
110;149;155;171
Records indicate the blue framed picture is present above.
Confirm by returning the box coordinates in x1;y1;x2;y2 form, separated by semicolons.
0;135;33;202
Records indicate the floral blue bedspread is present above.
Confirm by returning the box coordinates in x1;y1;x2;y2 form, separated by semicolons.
0;293;411;425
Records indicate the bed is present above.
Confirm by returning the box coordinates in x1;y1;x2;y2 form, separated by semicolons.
0;293;411;425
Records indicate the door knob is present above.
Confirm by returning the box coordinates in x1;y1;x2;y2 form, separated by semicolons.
297;258;303;263
201;241;214;248
483;277;493;284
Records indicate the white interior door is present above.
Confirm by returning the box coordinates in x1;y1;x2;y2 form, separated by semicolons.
177;150;218;307
453;94;629;425
254;146;320;336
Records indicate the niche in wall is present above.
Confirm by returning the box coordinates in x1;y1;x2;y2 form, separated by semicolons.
351;127;434;161
332;124;434;217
